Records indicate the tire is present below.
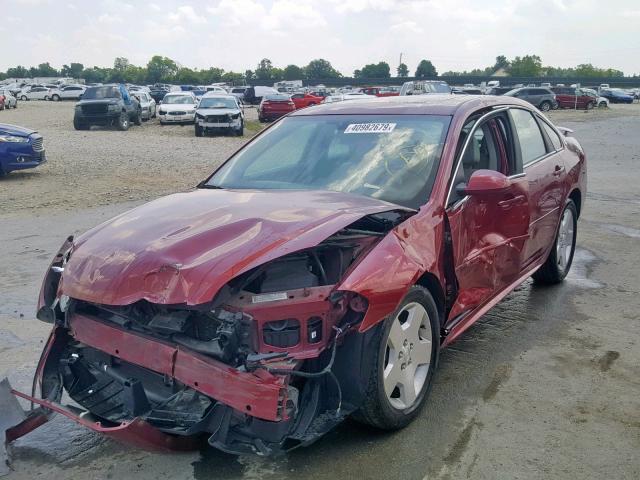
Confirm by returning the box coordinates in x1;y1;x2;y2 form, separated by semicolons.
599;101;607;108
235;119;244;136
134;110;142;126
586;101;594;110
354;285;440;430
539;101;551;112
52;94;60;101
0;103;4;111
195;124;204;137
117;112;129;131
532;200;578;284
152;109;156;119
20;95;27;101
73;118;88;130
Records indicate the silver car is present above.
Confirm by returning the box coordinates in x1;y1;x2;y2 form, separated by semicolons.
134;92;157;120
0;89;17;109
194;93;244;136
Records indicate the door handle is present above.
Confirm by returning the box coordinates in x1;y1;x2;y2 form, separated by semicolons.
498;195;526;208
553;165;565;176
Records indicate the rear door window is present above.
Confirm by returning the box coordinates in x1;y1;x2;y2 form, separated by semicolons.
510;109;547;165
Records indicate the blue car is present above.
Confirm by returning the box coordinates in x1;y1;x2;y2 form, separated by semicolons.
600;89;634;104
0;124;46;176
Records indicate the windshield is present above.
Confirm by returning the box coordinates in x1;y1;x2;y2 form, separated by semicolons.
199;97;237;109
264;94;291;101
163;95;195;104
82;86;120;99
205;114;451;209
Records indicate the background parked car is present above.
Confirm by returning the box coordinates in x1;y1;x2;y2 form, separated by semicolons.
228;86;249;101
158;91;197;125
133;92;157;120
149;88;169;104
400;80;451;96
0;96;4;110
550;86;596;109
504;87;557;111
245;86;279;105
599;88;634;104
486;86;514;95
323;92;376;103
74;84;141;131
258;93;295;121
19;86;53;101
290;92;324;109
361;86;400;97
194;93;244;136
0;123;46;176
50;85;86;101
0;89;17;109
582;88;609;107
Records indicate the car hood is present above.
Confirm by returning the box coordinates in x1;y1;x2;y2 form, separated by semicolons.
160;103;195;111
0;123;35;137
196;108;241;116
60;188;406;306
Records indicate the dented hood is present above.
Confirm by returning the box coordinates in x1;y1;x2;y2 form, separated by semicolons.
61;188;403;306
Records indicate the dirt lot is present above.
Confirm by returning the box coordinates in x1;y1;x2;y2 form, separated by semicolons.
1;101;639;479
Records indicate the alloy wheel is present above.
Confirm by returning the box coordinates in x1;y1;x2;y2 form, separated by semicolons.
383;302;432;410
556;207;575;273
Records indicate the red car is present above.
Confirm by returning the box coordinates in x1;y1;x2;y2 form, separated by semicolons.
4;96;585;456
361;86;400;97
551;87;597;109
290;92;324;109
257;93;295;122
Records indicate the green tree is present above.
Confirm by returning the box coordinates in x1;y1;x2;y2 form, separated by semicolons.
146;55;178;83
255;58;274;81
6;66;29;78
61;62;84;78
509;55;542;77
415;59;437;77
221;71;245;84
244;69;254;81
354;62;391;79
199;67;225;84
493;55;510;72
81;66;110;83
397;62;409;77
283;64;304;80
36;62;59;77
304;59;342;79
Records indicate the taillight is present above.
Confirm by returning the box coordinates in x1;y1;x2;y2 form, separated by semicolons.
288;101;295;107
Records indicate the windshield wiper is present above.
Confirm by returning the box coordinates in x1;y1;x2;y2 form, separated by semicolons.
197;182;224;189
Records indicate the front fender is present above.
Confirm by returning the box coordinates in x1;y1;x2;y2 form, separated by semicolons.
337;211;446;332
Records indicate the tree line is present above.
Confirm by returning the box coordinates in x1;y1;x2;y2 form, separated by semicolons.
0;54;629;85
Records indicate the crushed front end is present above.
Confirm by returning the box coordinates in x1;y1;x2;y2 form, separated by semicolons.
9;211;410;456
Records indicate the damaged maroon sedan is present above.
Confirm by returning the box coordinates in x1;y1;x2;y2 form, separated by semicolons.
4;95;586;456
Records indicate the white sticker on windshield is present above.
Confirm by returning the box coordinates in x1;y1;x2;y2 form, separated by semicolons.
344;123;396;134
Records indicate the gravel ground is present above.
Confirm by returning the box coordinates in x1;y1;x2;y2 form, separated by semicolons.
0;101;264;216
0;100;639;480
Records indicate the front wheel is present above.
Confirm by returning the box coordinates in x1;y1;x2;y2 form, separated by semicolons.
586;101;594;110
354;286;439;430
599;101;607;108
52;94;60;101
195;124;204;137
539;101;551;112
134;110;142;126
235;119;244;136
117;112;129;131
533;200;577;284
20;95;27;101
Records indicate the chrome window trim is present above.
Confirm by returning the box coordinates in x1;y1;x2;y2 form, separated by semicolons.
523;151;556;169
446;106;510;207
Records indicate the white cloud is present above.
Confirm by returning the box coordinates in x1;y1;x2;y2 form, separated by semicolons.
168;5;206;25
98;13;122;24
389;20;423;34
330;0;395;13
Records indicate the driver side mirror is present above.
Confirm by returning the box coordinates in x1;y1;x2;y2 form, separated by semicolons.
456;169;512;197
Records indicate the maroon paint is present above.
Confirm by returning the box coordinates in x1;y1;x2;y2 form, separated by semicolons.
10;389;197;451
59;189;405;306
68;313;287;421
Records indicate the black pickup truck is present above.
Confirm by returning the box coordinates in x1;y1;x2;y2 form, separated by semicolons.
73;84;141;130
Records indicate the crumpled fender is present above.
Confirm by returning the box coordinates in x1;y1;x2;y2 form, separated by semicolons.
338;209;446;332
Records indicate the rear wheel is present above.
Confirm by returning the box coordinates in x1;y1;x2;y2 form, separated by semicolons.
20;95;27;101
134;110;142;126
599;101;607;108
539;101;551;112
117;112;129;131
533;200;577;284
52;94;60;101
354;286;439;430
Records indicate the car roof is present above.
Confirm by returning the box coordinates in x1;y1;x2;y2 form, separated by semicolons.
165;91;195;96
290;94;533;116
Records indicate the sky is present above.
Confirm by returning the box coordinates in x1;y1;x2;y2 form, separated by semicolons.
2;0;639;76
